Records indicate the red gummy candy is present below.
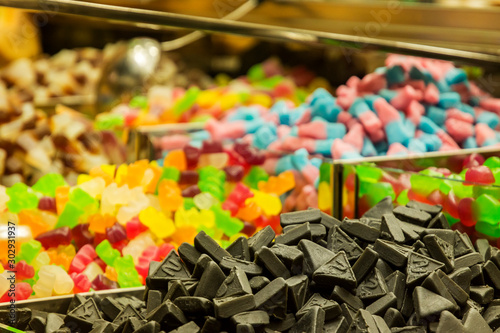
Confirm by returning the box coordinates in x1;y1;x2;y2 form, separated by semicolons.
183;145;201;169
465;166;495;185
36;227;72;249
181;185;201;198
72;224;94;251
158;243;175;260
70;272;91;293
458;197;476;227
126;218;148;240
179;171;199;185
38;197;57;213
463;153;485;169
106;223;127;244
91;274;118;291
14;261;35;280
224;165;245;183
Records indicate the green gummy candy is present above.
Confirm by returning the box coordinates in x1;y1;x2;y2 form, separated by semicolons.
360;182;395;206
410;174;442;197
129;95;148;109
115;255;142;288
356;165;383;182
212;205;243;237
6;183;39;213
443;212;459;226
17;240;42;264
475;221;500;238
484;156;500;169
396;189;410;206
55;202;84;228
243;166;269;189
256;75;284;89
173;87;200;116
95;113;124;130
319;163;331;184
95;240;120;266
183;198;196;211
247;64;266;82
473;185;500;200
32;174;67;197
474;194;500;224
70;188;98;208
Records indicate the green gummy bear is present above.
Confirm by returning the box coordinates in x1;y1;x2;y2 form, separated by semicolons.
247;64;266;82
396;189;410;206
474;194;500;224
6;183;39;214
484;156;500;169
115;255;142;288
243;166;269;189
95;113;124;130
212;205;244;237
256;75;284;90
95;240;120;267
183;198;196;211
17;240;42;264
410;174;442;197
475;221;500;238
70;188;98;208
55;202;84;229
32;174;67;197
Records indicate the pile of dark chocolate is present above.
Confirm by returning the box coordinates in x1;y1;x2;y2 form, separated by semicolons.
5;197;500;332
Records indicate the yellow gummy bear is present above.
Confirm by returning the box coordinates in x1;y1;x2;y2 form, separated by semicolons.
248;189;282;216
77;174;93;185
139;206;175;239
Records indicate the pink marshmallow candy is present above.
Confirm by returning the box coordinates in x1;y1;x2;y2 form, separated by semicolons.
424;83;440;105
343;123;364;153
331;139;357;160
281;136;316;153
475;123;497;146
479;98;500;114
445;118;474;143
406;100;424;125
387;143;409;156
374;98;400;126
446;108;474;124
297;121;328;140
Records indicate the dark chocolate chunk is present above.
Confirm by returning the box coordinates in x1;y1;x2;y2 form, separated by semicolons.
146;291;162;315
400;289;414;319
194;261;226;299
347;309;379;332
226;237;251;261
67;294;86;313
216;266;252;298
214;294;256;319
471;263;486;285
200;316;221;333
352;247;379;283
192;254;215;279
236;324;254;333
290;306;325;333
366;292;397;316
254;277;288;319
381;214;406;244
475;239;492;262
357;268;388;301
470;285;494;305
421;272;458;312
406;251;445;287
280;209;321;227
340;218;380;242
326;226;363;261
277;223;312;245
231;310;270;327
69;298;102;322
255;246;291;279
423;234;455;273
341;304;356;326
147;251;191;289
371;315;390;333
312;251;356;290
323;316;349;333
266;313;296;332
375;259;394;278
148;261;161;277
247;226;276;256
120;317;145;333
483;301;500;330
385;271;406;310
436;270;469;306
320;211;342;231
383;308;405;328
413;287;456;321
330;286;364;311
393;206;431;227
406;201;442;217
297;293;341;321
462;308;491;333
194;230;232;263
219;257;263;277
298;239;336;276
145;300;187;328
88;321;114;333
169;321;200;333
249;276;270;293
373;239;411;268
390;327;426;333
454;231;475;258
447;267;472;294
132;321;161;333
112;305;142;326
363;196;393;219
399;221;426;242
484;260;500;290
269;243;303;275
101;297;123;321
435;311;465;333
178;243;201;273
173;297;214;317
427;212;450;229
164;280;190;302
64;314;93;333
29;316;46;333
454;252;484;270
310;224;327;242
286;275;309;313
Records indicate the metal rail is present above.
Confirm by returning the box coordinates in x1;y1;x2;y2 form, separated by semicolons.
2;0;500;66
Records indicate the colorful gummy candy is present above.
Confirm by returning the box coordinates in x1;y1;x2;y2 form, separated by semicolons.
97;58;330;129
0;151;304;300
350;154;500;243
